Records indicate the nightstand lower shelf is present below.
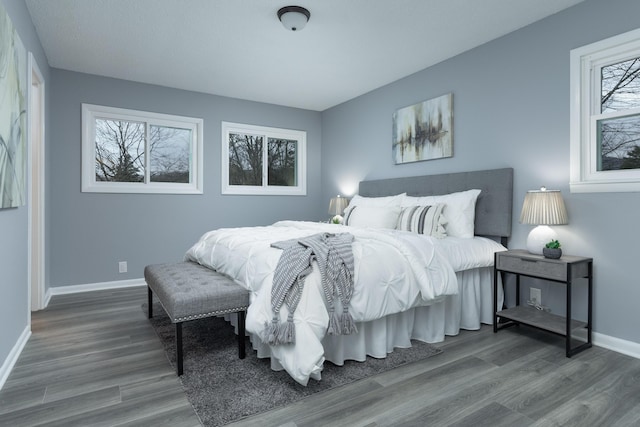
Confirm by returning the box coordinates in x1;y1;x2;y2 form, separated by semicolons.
496;306;587;336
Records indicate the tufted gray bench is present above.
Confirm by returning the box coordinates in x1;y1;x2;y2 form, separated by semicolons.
144;261;250;375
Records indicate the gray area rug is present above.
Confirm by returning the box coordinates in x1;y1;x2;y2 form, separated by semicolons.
145;302;442;426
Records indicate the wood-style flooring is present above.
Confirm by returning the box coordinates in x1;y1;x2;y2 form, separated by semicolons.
1;286;639;426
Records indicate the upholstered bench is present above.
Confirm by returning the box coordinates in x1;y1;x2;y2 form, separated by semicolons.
144;261;250;375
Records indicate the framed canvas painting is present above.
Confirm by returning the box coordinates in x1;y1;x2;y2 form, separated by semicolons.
392;93;453;164
0;3;27;208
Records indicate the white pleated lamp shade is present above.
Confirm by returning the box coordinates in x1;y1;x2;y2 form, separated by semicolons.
520;188;568;225
328;196;349;216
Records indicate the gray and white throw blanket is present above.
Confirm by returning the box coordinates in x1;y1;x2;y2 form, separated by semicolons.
267;232;356;345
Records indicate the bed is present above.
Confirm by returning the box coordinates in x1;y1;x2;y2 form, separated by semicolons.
185;167;513;385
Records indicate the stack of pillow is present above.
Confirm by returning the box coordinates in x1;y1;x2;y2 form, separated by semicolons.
342;189;481;238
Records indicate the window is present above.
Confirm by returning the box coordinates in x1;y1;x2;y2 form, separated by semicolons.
82;104;203;194
221;121;306;195
570;28;640;192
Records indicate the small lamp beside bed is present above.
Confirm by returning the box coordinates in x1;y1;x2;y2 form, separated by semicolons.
520;187;568;255
328;195;349;223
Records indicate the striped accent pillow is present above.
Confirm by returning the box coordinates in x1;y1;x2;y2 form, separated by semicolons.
396;204;447;238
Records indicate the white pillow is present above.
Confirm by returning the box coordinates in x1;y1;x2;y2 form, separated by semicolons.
403;189;481;238
344;193;406;211
344;205;402;229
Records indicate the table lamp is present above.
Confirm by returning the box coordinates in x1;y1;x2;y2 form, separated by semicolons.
328;195;349;223
519;187;568;254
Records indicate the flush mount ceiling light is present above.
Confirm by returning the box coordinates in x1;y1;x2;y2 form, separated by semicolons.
277;6;310;31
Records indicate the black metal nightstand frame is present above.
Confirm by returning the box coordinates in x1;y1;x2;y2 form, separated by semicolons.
493;250;593;357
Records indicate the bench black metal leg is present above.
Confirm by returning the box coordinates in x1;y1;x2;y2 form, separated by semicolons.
147;287;153;319
176;322;183;376
238;310;246;359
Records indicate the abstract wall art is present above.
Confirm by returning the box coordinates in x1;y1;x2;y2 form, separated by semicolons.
393;93;453;164
0;3;27;208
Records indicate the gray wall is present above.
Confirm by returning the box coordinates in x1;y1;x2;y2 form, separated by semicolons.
48;70;323;287
0;0;50;373
322;0;640;345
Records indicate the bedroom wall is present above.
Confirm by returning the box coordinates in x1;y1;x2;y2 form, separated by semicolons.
321;0;640;348
48;70;323;288
0;0;50;382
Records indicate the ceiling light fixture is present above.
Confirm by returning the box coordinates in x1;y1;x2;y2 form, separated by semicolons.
277;6;310;32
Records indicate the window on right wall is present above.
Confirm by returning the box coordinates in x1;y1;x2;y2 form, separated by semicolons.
570;28;640;193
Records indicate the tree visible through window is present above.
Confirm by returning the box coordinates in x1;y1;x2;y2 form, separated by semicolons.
228;132;263;186
268;138;297;186
95;119;145;182
149;126;191;183
598;57;640;171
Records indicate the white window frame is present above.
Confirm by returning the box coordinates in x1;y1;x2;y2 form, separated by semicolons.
570;28;640;193
82;104;204;194
221;121;307;195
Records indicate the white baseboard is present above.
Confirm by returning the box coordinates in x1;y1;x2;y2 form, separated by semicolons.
0;326;31;391
593;332;640;359
43;288;52;308
47;278;146;299
571;328;640;359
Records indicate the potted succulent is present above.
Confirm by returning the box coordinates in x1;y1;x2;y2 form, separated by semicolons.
330;215;343;224
543;239;562;259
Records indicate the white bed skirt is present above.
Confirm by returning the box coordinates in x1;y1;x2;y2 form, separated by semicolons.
244;266;502;373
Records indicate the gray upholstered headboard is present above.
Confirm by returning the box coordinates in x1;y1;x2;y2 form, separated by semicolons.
358;168;513;242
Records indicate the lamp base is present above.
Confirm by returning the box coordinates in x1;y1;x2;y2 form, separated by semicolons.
526;225;557;255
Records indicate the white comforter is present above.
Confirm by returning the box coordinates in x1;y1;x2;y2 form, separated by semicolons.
185;221;464;384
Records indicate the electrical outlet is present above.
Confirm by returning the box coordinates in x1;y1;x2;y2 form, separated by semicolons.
530;287;541;305
119;261;128;273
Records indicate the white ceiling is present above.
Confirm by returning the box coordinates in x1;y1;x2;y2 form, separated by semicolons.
25;0;585;111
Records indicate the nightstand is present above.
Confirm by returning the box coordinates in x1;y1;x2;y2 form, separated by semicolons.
493;249;593;357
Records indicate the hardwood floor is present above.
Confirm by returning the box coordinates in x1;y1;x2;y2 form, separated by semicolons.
0;287;200;427
1;286;639;426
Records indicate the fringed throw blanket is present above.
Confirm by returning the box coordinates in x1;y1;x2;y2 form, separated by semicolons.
267;232;355;345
